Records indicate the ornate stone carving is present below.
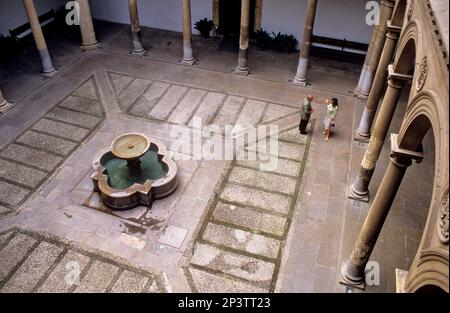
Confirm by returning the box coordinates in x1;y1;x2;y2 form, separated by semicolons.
438;190;449;244
416;56;429;92
407;0;414;22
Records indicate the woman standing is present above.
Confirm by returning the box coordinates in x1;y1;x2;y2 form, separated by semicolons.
323;98;339;141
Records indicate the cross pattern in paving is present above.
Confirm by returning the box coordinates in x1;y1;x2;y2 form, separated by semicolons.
108;71;300;127
0;228;164;293
0;77;105;213
184;123;314;293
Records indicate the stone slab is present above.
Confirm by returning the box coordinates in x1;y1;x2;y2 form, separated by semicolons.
73;260;119;293
220;183;291;215
110;73;134;95
262;103;298;123
2;241;63;293
202;223;280;259
191;243;275;285
228;166;297;195
236;156;300;178
212;201;287;236
189;267;268;293
0;143;62;172
128;81;169;116
33;118;89;142
0;159;47;188
58;96;102;117
45;107;101;129
0;181;30;208
168;88;206;125
148;85;187;120
118;78;152;111
236;99;266;127
0;233;37;281
37;250;91;293
16;131;77;155
189;92;225;125
110;270;149;293
158;224;188;249
213;96;245;126
247;140;305;161
72;78;99;101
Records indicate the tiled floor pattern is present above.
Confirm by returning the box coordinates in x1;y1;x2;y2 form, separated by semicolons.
0;77;105;213
108;71;300;128
184;123;314;292
0;228;163;293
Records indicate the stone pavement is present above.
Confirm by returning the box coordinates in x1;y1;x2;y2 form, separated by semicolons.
0;227;164;293
0;21;431;293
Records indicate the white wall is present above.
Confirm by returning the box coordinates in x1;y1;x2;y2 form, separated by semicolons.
0;0;65;36
90;0;212;34
262;0;373;44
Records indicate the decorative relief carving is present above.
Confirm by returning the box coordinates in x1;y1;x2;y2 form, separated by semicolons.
407;0;414;22
438;190;449;244
416;56;429;92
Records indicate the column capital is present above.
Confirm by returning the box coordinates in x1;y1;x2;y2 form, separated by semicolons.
390;133;424;166
387;64;413;87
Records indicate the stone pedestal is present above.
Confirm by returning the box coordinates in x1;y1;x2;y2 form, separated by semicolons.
293;0;317;86
0;90;12;114
77;0;99;50
23;0;57;77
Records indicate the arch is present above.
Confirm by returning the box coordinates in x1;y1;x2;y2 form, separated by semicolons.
393;21;419;75
397;91;449;293
391;0;408;27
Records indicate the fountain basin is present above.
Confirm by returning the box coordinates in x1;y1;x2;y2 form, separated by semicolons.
91;134;178;210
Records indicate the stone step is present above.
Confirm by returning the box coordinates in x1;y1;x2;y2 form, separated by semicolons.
191;243;275;289
202;223;281;259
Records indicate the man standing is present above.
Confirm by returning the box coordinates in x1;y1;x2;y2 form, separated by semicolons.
299;94;314;134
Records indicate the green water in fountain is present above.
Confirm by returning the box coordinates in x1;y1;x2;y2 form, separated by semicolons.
103;150;168;190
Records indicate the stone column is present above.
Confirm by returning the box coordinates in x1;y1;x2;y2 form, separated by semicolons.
0;89;11;113
355;21;402;142
182;0;195;65
349;66;412;202
235;0;251;75
213;0;220;29
354;0;395;98
128;0;146;56
23;0;57;77
77;0;99;50
341;134;423;289
293;0;317;86
254;0;263;32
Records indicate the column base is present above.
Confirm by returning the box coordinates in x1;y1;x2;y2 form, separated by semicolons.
395;268;408;293
292;75;307;86
130;49;147;57
340;263;366;290
0;100;12;114
81;42;100;50
348;183;369;202
354;87;369;99
181;57;196;66
234;66;249;76
354;129;371;142
41;69;58;79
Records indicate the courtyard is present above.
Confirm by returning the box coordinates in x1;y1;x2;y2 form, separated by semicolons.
0;17;439;293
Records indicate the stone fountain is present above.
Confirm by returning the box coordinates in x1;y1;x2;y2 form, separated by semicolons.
91;133;178;210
